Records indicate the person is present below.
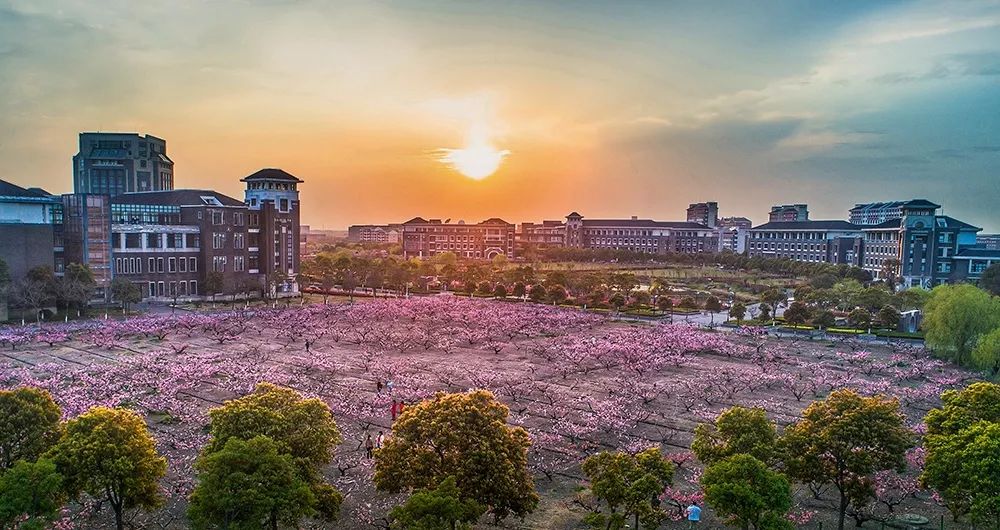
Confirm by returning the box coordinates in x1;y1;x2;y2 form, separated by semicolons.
386;380;394;393
396;401;405;417
375;431;384;449
376;379;383;393
686;503;701;527
364;434;374;459
391;399;398;421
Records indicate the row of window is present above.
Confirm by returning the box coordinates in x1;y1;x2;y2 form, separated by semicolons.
211;256;246;273
115;256;199;275
148;280;197;298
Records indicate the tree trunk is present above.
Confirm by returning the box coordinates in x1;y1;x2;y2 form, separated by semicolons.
838;491;848;530
114;505;124;530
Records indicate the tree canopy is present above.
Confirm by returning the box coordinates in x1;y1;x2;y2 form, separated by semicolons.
47;407;166;530
701;454;793;530
388;476;486;530
188;436;316;530
923;284;1000;366
374;390;538;521
0;387;62;470
781;390;911;530
581;448;675;530
0;458;65;530
692;407;777;466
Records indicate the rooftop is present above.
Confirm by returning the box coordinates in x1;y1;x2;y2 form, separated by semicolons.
111;189;244;207
241;168;304;183
751;220;862;231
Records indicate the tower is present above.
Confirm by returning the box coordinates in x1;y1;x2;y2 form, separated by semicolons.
241;168;303;296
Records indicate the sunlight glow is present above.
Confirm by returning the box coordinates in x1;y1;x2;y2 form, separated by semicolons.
438;125;510;180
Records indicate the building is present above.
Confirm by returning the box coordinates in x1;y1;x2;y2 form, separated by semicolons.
977;234;1000;250
849;199;939;226
747;220;864;266
517;220;566;253
402;218;516;259
686;202;719;228
347;224;402;244
861;201;981;288
73;133;174;195
564;212;718;255
768;204;809;222
242;169;303;296
0;180;64;282
718;216;752;254
61;194;114;295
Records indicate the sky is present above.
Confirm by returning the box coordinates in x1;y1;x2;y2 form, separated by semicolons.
0;0;998;231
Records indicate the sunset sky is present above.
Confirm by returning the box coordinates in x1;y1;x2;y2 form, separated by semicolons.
1;0;998;231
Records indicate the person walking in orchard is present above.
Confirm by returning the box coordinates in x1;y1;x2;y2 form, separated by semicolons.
686;502;701;527
365;434;374;459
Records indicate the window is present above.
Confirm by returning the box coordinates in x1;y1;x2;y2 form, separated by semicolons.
213;233;226;250
189;280;197;295
234;256;245;272
148;257;155;272
234;233;245;249
179;258;187;272
213;256;227;272
157;258;164;273
234;213;244;226
168;257;176;273
212;210;224;225
189;257;197;272
279;198;289;212
148;282;155;297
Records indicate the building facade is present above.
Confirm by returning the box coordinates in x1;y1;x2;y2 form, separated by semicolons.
686;202;719;228
517;220;566;253
564;212;718;255
977;234;1000;250
347;224;402;244
718;216;752;254
768;204;809;222
73;133;174;195
0;180;64;281
242;169;303;296
402;218;516;259
747;220;864;266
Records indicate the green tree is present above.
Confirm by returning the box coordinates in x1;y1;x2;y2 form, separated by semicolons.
528;284;546;302
922;383;1000;521
581;448;675;530
692;407;777;466
705;296;723;325
830;280;862;312
781;390;912;530
110;277;142;314
701;454;793;530
189;436;316;530
511;282;526;298
0;458;65;530
892;287;930;311
389;476;486;530
203;271;225;305
782;301;811;326
729;302;746;323
760;289;786;311
876;305;900;330
923;283;1000;365
809;273;837;290
980;263;1000;296
855;287;892;313
0;387;62;470
810;309;836;329
61;263;96;313
847;308;872;330
678;296;698;311
758;303;771;321
374;390;538;521
973;328;1000;377
547;285;567;305
493;283;507;298
47;407;167;530
609;292;627;311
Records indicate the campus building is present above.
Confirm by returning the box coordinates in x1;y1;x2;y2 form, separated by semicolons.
564;212;719;255
718;216;753;254
747;220;864;266
0;180;64;281
73;132;174;195
347;224;402;244
848;200;939;226
517;220;567;253
977;234;1000;250
402;218;516;259
686;202;719;228
768;204;809;222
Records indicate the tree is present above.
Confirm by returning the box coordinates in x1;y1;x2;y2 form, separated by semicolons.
491;253;508;270
701;454;793;530
781;390;912;530
528;284;546;303
374;390;538;521
0;458;65;530
61;263;96;313
980;263;1000;296
782;301;811;326
547;285;567;305
922;383;1000;522
47;407;167;530
189;436;316;530
493;283;507;299
809;273;838;289
810;309;836;329
581;448;675;530
678;296;698;311
389;476;486;530
511;282;526;298
758;303;771;322
729;301;746;323
12;278;49;323
204;271;225;305
847;308;872;330
609;292;627;311
110;277;142;314
893;288;930;311
692;407;777;466
760;289;785;311
705;296;723;325
923;284;1000;365
0;387;62;470
973;328;1000;377
830;280;862;312
876;305;900;330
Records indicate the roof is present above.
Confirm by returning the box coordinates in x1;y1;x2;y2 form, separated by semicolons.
954;247;1000;259
581;219;710;229
849;199;940;212
240;168;303;183
402;217;513;226
565;212;583;219
903;199;940;209
0;179;50;199
751;220;862;231
863;219;903;230
111;189;244;207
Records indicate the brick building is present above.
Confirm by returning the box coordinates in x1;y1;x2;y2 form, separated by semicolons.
564;212;718;255
402;218;515;259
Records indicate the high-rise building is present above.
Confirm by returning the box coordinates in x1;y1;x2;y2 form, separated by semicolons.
72;132;174;195
686;202;719;228
243;169;303;296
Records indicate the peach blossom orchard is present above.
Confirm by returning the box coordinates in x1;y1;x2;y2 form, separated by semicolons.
0;297;974;528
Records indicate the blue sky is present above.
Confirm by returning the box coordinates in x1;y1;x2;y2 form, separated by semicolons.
0;0;997;230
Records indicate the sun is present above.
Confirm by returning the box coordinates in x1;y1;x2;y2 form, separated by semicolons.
438;126;509;180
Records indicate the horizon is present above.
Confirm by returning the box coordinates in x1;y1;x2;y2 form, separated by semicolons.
1;1;998;232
